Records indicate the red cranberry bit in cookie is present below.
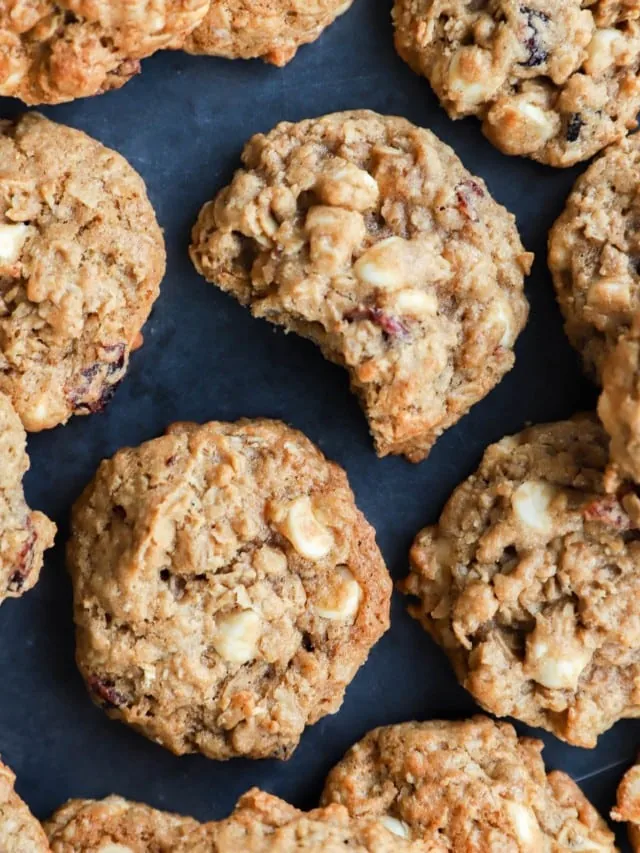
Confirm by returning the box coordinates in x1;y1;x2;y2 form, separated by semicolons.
87;676;127;709
455;180;485;222
345;306;409;339
582;495;631;529
8;526;36;592
519;6;550;67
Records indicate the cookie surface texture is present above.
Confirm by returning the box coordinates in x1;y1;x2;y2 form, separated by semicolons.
183;0;354;66
46;795;200;852
393;0;640;166
321;716;617;850
190;110;531;462
0;1;209;105
0;391;56;604
190;788;433;852
0;113;166;431
402;415;640;746
67;418;391;760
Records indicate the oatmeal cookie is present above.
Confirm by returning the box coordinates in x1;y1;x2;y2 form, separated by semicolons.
393;1;640;167
192;788;433;852
67;418;391;760
598;331;640;488
611;760;640;851
45;795;200;852
0;391;55;605
321;716;617;851
402;415;640;747
0;0;209;105
190;111;532;462
0;113;166;431
183;0;353;66
0;759;50;852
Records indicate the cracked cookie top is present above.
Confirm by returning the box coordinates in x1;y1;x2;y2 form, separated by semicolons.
393;1;640;166
321;716;617;851
67;418;391;760
190;110;531;462
0;113;165;431
0;760;50;853
402;415;640;747
192;788;432;852
0;0;209;105
46;795;200;852
611;760;640;851
183;0;353;66
0;391;55;605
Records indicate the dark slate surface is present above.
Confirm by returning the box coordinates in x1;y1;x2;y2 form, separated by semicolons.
0;0;635;849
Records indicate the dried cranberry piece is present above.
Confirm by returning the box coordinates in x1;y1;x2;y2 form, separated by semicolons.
519;6;550;67
583;496;630;529
67;343;127;414
8;525;36;593
455;179;484;222
345;306;409;339
87;676;127;709
565;113;584;143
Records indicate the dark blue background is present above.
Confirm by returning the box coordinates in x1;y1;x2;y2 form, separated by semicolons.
0;1;635;849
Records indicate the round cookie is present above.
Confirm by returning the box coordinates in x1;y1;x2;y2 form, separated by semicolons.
321;716;617;851
0;391;56;604
67;418;391;760
611;760;640;851
402;415;640;747
193;788;431;852
183;0;354;66
393;0;640;167
0;0;209;105
45;795;200;852
0;759;50;852
0;113;166;431
190;110;532;462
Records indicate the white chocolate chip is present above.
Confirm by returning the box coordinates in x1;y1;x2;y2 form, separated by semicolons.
585;28;623;76
505;801;543;850
485;298;515;347
393;288;439;316
315;161;380;212
510;99;557;143
511;481;557;532
354;236;450;291
447;47;498;110
379;815;411;839
277;496;334;561
0;223;28;265
526;638;591;690
315;567;362;621
525;605;591;690
212;610;262;664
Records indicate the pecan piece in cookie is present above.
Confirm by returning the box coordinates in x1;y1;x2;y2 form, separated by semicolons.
0;113;166;431
322;717;616;850
402;415;640;747
190;111;532;461
67;418;391;760
0;392;55;606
